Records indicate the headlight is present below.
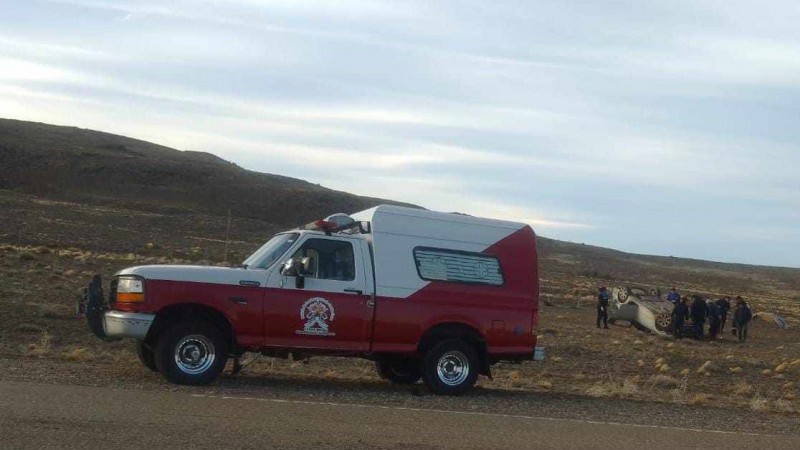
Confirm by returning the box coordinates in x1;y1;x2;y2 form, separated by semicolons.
116;276;145;303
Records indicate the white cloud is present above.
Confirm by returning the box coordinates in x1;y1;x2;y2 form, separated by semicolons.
2;0;799;266
0;57;77;81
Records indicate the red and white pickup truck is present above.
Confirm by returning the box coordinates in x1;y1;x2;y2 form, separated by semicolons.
88;205;541;395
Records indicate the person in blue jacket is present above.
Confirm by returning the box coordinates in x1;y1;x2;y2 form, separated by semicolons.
597;286;610;329
667;287;681;305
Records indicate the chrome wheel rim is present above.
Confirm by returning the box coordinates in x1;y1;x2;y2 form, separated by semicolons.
174;334;215;375
436;351;469;386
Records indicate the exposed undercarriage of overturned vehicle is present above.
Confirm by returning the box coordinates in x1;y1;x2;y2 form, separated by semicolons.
609;286;675;335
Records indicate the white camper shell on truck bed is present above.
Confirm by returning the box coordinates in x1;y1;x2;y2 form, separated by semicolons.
351;205;533;299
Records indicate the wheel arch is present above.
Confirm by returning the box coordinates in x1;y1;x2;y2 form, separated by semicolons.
417;321;490;376
145;303;237;355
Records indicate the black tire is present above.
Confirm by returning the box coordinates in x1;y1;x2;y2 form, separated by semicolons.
375;357;421;384
135;341;158;372
154;320;227;385
655;312;672;332
421;339;479;395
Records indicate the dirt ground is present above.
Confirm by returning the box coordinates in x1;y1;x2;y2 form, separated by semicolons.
1;242;798;416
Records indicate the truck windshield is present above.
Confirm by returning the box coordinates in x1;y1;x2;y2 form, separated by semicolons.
242;233;300;269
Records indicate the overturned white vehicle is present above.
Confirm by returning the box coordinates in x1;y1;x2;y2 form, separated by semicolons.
609;287;674;335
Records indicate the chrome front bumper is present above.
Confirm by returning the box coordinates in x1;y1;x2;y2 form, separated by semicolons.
102;311;155;340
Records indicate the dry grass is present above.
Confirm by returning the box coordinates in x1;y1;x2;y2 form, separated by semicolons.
696;360;716;374
37;303;73;319
12;323;46;334
749;394;770;412
649;374;681;388
585;378;639;398
61;347;95;362
688;393;713;406
773;399;795;413
23;332;52;358
728;382;755;397
18;252;37;261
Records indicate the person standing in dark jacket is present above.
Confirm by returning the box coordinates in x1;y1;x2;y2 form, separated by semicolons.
716;296;731;333
597;287;610;329
733;297;753;343
671;297;689;339
690;295;708;340
707;300;721;340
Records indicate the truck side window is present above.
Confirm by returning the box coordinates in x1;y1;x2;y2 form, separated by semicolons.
413;247;504;286
291;238;355;281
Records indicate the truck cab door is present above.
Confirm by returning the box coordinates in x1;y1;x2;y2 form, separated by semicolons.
263;235;373;352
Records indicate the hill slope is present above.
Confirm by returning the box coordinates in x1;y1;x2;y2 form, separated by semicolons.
1;118;798;309
0;118;412;227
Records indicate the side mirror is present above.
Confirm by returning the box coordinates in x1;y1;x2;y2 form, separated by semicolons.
280;259;297;276
280;257;312;289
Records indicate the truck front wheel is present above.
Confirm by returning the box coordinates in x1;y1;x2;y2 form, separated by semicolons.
421;339;479;395
154;320;227;385
375;357;421;384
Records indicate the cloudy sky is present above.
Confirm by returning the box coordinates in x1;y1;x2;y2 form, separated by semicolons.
1;0;799;267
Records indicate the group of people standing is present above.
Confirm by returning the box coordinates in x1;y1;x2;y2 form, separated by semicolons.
667;288;753;342
594;286;755;343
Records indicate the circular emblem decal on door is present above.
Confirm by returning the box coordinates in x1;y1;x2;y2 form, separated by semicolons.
296;297;336;336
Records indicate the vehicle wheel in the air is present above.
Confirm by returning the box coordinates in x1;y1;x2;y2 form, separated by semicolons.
375;357;421;384
154;320;227;385
421;339;479;396
135;341;158;372
655;312;672;332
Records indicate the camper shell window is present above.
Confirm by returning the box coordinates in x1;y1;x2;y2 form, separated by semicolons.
413;247;504;286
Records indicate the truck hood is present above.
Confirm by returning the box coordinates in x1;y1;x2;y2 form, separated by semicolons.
116;265;264;287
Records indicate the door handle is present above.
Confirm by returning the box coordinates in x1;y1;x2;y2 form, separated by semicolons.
344;288;363;295
228;297;248;305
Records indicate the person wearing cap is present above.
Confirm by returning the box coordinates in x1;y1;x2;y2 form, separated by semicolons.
597;286;610;329
667;287;680;305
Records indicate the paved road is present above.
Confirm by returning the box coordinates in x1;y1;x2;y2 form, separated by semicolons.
0;381;798;450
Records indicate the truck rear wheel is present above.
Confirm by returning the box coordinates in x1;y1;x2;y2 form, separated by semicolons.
421;339;479;395
375;357;421;384
135;341;158;372
154;320;227;385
